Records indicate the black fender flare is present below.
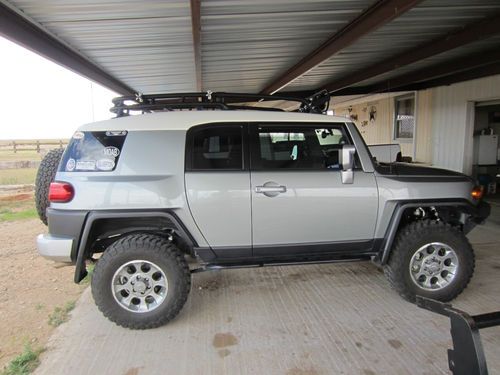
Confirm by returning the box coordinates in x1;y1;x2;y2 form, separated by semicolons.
378;199;487;265
74;210;198;283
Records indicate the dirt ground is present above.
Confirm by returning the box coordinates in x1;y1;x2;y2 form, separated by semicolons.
0;217;86;370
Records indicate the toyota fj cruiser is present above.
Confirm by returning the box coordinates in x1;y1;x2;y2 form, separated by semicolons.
35;92;490;329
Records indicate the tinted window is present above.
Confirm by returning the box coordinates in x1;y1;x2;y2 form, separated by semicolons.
252;125;350;170
191;127;243;170
59;131;127;172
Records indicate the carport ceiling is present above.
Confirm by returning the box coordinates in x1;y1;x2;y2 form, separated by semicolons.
1;0;500;97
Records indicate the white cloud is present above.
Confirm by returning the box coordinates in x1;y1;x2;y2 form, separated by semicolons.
0;37;117;140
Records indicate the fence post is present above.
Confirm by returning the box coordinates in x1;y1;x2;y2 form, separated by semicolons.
59;140;63;149
13;141;16;153
36;140;40;153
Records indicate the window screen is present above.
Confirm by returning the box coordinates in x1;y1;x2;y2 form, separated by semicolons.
253;125;350;170
191;127;243;170
394;94;415;139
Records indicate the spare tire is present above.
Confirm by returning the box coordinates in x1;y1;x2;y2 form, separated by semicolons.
35;148;64;225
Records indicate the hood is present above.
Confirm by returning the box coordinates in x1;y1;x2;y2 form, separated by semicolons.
376;162;472;181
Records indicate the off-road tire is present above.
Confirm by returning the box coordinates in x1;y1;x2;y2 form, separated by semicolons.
384;220;474;302
35;148;64;225
91;234;191;329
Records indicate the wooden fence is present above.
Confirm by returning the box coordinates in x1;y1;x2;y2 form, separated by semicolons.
0;140;68;153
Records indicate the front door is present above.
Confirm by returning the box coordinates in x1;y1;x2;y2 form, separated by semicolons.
250;123;378;257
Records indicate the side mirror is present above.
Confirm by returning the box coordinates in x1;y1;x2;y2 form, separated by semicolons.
341;145;355;184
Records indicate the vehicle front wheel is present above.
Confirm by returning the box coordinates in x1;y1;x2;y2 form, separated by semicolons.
91;234;191;329
384;220;474;302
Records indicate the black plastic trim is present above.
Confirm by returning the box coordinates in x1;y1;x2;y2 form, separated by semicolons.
253;239;374;257
381;176;471;183
378;199;487;265
74;209;198;283
195;239;380;265
46;208;88;262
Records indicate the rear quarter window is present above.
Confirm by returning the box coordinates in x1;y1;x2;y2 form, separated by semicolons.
59;131;127;172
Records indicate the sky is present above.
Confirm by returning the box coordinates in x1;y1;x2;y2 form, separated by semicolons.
0;36;117;140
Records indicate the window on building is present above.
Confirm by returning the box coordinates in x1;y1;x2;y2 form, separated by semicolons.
394;94;415;140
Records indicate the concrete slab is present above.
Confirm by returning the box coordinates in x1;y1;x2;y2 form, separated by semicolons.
35;226;500;375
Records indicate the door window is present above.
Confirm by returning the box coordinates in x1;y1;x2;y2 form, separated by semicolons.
187;126;244;170
252;124;351;170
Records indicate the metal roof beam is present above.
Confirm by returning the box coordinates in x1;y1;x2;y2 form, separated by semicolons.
397;62;500;92
0;1;135;96
332;47;500;95
325;12;500;93
260;0;422;95
190;0;202;91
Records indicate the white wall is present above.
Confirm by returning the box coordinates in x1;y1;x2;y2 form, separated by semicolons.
430;74;500;174
332;92;423;162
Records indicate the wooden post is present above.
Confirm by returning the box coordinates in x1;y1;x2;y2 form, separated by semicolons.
59;139;63;149
36;140;40;153
13;141;16;153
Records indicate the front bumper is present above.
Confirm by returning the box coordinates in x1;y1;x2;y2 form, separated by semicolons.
36;234;73;263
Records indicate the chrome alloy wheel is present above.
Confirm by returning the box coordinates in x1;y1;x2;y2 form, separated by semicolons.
111;260;168;313
409;242;459;291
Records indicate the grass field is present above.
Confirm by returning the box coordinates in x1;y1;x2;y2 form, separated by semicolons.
0;151;41;162
0;168;37;185
0;195;37;222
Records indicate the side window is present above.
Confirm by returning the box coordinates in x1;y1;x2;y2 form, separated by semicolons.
189;126;243;170
252;124;351;170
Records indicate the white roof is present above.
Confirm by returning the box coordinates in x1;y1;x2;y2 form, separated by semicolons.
79;110;351;132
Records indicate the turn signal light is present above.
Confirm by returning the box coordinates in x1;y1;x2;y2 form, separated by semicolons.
471;186;484;201
49;182;74;203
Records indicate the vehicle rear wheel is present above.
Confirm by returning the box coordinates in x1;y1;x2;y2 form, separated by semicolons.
91;233;191;329
384;220;474;302
35;148;64;225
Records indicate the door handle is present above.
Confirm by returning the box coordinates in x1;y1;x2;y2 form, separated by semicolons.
255;185;287;194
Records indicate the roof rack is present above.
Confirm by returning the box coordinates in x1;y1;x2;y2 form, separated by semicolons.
110;90;330;117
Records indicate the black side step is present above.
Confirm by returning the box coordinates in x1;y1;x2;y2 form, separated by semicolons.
190;256;371;274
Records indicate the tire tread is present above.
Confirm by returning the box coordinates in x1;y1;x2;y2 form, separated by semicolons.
384;220;475;302
91;233;191;329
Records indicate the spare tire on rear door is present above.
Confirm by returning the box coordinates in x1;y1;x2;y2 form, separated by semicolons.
35;148;64;225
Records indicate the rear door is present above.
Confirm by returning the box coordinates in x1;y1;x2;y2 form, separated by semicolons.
185;123;252;258
250;122;378;257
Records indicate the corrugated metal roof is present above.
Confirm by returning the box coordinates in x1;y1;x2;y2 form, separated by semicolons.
286;0;500;91
200;0;373;92
3;0;500;95
6;0;198;93
350;34;500;87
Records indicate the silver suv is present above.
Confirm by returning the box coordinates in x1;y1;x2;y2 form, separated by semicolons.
35;92;490;329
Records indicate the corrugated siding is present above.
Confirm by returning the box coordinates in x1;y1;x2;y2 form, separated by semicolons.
415;90;433;164
332;92;435;163
333;95;412;157
431;74;500;174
